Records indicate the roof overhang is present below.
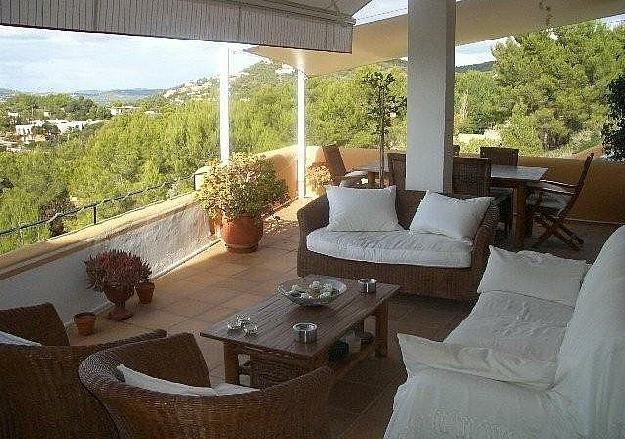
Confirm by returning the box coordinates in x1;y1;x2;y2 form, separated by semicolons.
0;0;372;53
248;0;625;75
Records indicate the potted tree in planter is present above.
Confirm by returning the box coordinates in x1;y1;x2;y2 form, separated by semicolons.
197;153;288;253
84;250;144;320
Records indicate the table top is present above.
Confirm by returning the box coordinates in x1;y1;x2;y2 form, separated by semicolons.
354;160;547;183
200;275;400;360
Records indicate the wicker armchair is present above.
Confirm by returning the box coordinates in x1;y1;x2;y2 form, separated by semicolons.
79;333;333;439
0;303;166;439
297;190;498;301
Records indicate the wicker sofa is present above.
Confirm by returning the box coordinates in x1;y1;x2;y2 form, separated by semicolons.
0;303;166;439
297;190;499;301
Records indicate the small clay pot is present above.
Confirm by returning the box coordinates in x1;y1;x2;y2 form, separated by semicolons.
136;281;155;304
74;312;96;336
104;285;133;321
221;215;263;253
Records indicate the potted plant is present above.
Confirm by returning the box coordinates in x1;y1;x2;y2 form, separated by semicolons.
84;250;144;320
306;162;332;196
197;153;288;253
73;312;96;336
135;258;155;304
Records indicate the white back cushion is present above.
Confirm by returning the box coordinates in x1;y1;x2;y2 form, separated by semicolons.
0;330;41;346
478;246;590;307
326;185;401;232
117;364;217;397
409;191;492;241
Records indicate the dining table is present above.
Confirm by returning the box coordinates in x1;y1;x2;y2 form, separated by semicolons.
352;159;548;248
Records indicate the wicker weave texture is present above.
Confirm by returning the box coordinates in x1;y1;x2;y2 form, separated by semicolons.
452;157;492;197
0;302;166;439
79;333;333;439
297;190;498;301
387;152;406;190
480;147;519;166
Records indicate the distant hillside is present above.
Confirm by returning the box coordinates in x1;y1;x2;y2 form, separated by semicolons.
455;61;495;73
0;88;16;101
72;88;163;104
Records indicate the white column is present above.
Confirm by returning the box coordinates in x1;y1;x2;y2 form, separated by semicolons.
297;69;306;198
219;45;230;164
406;0;455;192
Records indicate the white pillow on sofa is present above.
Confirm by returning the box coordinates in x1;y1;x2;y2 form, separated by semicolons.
117;365;257;397
398;333;556;390
326;185;402;232
0;330;41;346
409;191;492;241
478;246;590;307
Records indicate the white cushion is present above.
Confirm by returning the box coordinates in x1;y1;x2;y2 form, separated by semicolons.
0;330;41;346
307;227;473;268
478;246;590;307
213;383;257;396
117;364;217;397
409;191;492;241
325;185;401;231
398;334;556;390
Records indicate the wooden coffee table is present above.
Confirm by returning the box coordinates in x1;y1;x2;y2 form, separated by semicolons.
200;275;400;388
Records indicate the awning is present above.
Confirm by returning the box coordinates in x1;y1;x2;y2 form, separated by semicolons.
248;0;625;75
0;0;372;53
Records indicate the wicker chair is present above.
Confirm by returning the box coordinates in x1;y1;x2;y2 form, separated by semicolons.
79;333;333;439
452;157;492;197
297;190;499;301
480;146;519;166
322;144;367;187
387;152;406;190
0;302;166;439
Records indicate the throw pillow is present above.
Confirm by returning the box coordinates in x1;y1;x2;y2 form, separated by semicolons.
117;364;217;397
326;185;402;232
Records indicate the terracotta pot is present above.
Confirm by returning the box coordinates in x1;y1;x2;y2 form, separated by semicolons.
136;281;155;304
221;215;264;253
104;285;133;321
73;312;96;336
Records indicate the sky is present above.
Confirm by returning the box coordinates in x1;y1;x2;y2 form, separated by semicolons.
0;0;623;93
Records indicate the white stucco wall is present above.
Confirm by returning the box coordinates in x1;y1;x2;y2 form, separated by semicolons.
0;201;212;324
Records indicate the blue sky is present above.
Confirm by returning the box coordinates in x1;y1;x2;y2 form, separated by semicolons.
0;0;622;93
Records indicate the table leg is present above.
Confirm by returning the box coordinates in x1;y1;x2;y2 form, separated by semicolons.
511;184;527;248
223;342;240;385
374;302;389;357
367;171;377;188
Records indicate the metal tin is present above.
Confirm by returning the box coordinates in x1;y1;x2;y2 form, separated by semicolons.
358;278;377;294
293;322;318;343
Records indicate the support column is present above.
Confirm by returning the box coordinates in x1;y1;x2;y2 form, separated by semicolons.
406;0;455;192
297;69;306;198
219;45;230;164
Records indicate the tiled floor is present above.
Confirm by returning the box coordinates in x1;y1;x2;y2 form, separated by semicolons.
69;199;618;438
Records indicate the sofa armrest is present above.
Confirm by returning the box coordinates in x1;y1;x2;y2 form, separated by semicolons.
471;202;499;269
0;303;69;346
297;195;329;242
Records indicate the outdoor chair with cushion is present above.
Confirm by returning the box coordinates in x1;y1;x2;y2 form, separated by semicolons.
322;144;367;187
387;152;407;190
527;154;594;250
452;157;492;197
0;302;166;439
480;146;519;232
79;333;333;439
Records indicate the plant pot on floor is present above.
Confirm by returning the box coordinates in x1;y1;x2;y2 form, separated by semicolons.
221;216;264;253
104;285;134;321
74;312;96;336
136;281;155;304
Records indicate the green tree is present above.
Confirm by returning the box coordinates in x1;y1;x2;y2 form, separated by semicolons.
603;73;625;160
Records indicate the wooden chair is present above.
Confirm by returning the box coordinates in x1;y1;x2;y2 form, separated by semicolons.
79;333;333;439
452;157;492;197
322;144;367;187
387;152;406;190
480;146;519;166
0;302;166;439
527;154;594;251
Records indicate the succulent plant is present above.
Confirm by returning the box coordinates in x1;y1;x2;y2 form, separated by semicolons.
84;250;151;292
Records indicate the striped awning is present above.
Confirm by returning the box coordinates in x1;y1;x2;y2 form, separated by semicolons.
0;0;372;52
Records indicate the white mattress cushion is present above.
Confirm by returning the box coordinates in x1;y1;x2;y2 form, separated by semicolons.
325;185;402;231
306;228;473;268
117;364;217;397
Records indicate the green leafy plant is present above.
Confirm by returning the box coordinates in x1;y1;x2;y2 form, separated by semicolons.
306;162;332;193
84;249;148;292
602;73;625;161
196;153;288;221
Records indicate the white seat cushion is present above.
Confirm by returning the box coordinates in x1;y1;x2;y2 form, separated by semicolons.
0;330;41;346
307;228;473;268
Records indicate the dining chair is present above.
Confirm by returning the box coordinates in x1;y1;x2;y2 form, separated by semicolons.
0;302;166;439
387;152;406;190
322;144;367;187
79;333;333;439
480;146;519;166
527;154;594;251
452;157;492;197
453;144;461;156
